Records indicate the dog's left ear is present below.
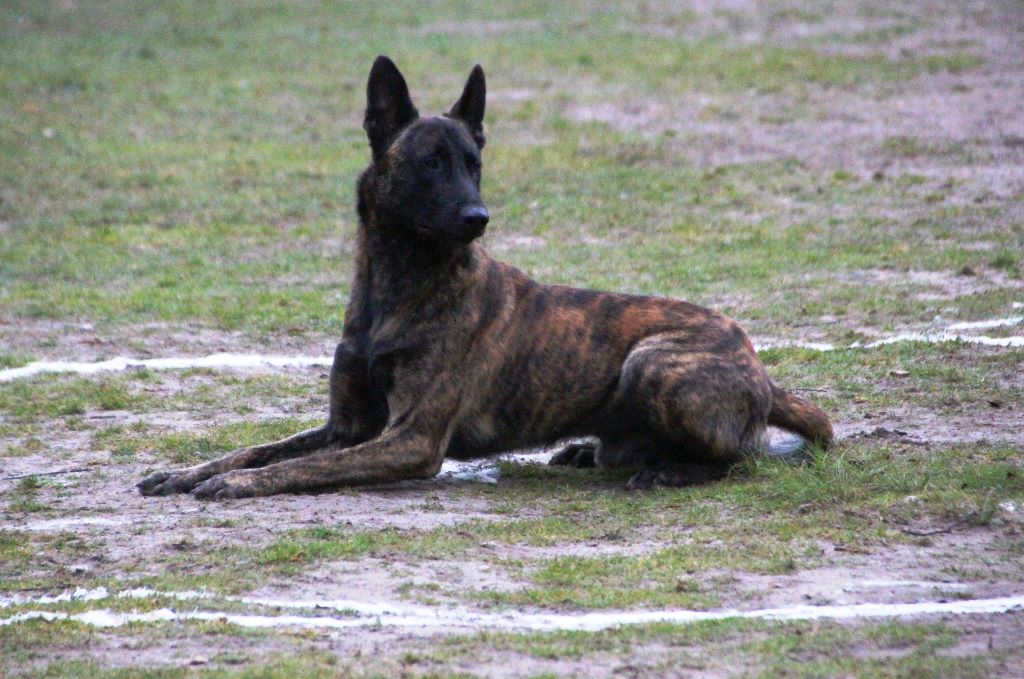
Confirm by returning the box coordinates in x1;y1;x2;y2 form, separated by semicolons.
447;64;486;149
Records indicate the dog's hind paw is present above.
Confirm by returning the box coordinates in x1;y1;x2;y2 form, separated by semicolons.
549;441;598;468
625;463;731;490
625;468;690;490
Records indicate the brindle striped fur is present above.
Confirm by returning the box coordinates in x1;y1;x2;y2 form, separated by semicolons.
138;56;833;500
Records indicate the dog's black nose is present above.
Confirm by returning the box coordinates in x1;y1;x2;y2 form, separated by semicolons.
460;205;490;230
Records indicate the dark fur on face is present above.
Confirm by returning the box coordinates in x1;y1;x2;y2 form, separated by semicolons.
137;56;833;500
360;58;488;243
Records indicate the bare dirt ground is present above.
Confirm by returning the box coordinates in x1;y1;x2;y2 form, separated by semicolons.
568;2;1024;186
3;375;1023;676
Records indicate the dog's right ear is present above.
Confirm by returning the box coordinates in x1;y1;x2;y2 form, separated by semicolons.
364;56;419;162
447;65;486;149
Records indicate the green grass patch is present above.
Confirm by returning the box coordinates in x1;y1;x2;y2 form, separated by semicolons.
129;417;322;465
0;530;99;593
0;530;34;572
444;617;753;663
2;436;45;458
439;618;1004;677
758;342;1024;413
749;619;991;678
0;352;33;369
0;375;146;422
136;436;1024;605
0;369;325;444
18;653;369;679
6;477;50;513
0;1;999;339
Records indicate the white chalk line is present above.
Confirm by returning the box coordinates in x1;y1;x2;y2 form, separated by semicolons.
19;516;133;532
0;353;332;383
1;587;1021;632
854;332;1023;349
0;315;1022;383
946;315;1022;331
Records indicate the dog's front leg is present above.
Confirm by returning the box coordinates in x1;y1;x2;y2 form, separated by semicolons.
188;345;464;499
138;339;382;497
190;420;447;500
138;425;337;496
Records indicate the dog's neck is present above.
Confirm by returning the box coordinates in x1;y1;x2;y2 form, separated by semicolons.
364;219;474;293
345;170;479;335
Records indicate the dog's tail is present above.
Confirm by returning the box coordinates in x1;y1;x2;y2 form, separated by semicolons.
765;382;834;461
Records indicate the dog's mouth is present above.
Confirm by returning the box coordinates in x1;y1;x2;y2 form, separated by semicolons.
412;206;489;242
428;219;488;242
411;224;484;242
443;222;487;242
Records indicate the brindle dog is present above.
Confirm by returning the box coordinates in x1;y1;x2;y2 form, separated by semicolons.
138;56;833;500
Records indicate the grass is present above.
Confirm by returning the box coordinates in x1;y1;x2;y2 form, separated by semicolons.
84;436;1015;606
13;655;368;679
6;617;1014;678
2;0;1023;676
746;621;994;678
0;2;1009;341
6;477;51;513
434;619;1010;677
126;417;322;465
0;375;145;421
0;531;34;574
757;342;1024;413
0;352;34;369
2;150;1018;338
0;367;324;439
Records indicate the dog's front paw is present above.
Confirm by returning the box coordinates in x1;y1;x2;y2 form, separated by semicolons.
192;471;259;501
137;470;200;496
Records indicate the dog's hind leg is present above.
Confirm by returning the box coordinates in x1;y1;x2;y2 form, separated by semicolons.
608;332;773;490
138;339;383;496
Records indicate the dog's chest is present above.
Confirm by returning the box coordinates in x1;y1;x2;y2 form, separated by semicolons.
447;413;501;459
461;412;497;443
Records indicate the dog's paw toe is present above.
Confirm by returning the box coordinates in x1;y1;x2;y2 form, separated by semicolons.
625;469;656;490
192;474;252;501
137;471;193;496
136;472;170;495
626;469;690;490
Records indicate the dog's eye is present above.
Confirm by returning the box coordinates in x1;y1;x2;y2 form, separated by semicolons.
423;157;441;171
465;155;480;172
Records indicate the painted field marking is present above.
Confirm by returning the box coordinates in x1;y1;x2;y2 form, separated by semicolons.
2;588;1022;632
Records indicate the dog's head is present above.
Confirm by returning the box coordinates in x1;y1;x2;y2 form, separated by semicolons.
362;55;488;242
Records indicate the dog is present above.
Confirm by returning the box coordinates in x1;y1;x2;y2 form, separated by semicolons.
138;56;833;500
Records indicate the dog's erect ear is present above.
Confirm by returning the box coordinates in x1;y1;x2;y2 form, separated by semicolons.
364;55;419;162
446;64;486;149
